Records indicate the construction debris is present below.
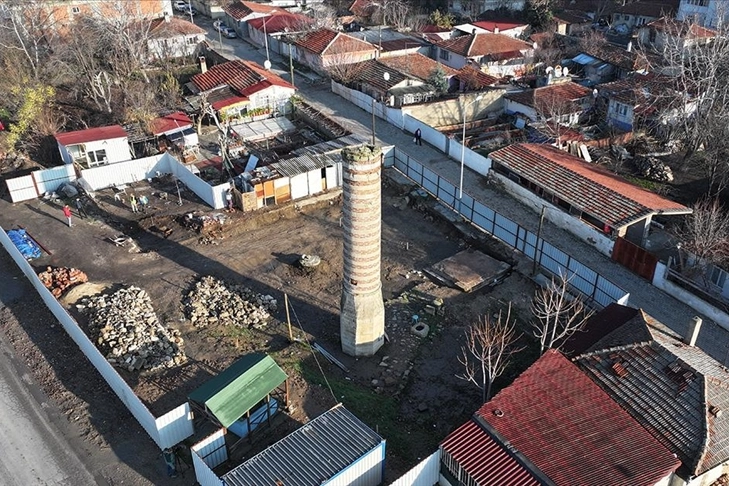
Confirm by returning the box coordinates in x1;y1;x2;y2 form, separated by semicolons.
38;266;88;298
184;276;277;329
635;156;674;182
77;286;186;372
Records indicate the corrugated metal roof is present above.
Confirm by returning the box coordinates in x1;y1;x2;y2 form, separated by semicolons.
223;404;383;486
270;153;341;177
291;135;367;156
489;143;691;228
477;350;681;485
188;353;286;428
575;307;729;476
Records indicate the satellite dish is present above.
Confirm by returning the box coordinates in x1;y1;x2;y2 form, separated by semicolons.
545;66;554;74
383;72;390;81
264;59;272;70
563;66;569;77
592;88;599;98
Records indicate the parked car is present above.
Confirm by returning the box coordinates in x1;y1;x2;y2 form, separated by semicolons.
182;5;197;16
173;1;189;12
222;27;237;39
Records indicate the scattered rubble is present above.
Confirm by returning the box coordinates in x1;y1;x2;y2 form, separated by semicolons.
77;286;186;372
635;156;674;182
184;276;277;329
38;266;88;298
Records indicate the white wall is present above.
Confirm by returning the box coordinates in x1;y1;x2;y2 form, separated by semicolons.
504;99;538;120
191;429;227;486
390;450;441;486
80;154;169;190
493;172;615;256
6;165;77;203
446;138;492;175
60;137;132;166
652;262;729;330
147;34;205;61
248;85;296;111
156;403;194;449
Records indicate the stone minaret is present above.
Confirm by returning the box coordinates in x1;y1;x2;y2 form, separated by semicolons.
340;145;385;356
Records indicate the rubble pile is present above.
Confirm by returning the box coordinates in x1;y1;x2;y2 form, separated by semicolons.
77;286;186;372
635;156;674;182
184;276;277;329
38;266;88;297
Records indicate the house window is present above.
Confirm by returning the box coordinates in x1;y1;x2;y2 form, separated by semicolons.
71;6;80;13
187;36;197;45
710;266;727;289
440;48;450;61
87;149;107;167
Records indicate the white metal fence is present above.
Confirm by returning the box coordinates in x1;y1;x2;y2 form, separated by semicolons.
6;165;77;203
392;149;630;307
0;226;194;450
389;450;441;486
191;429;227;486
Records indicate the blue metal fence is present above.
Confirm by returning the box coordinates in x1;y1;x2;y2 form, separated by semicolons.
392;149;630;307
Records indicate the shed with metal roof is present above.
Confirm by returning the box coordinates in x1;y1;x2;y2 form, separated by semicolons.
222;404;385;486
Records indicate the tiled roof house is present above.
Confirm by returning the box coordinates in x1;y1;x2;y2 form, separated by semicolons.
293;28;377;75
574;304;729;481
434;33;534;76
639;17;717;51
147;18;206;61
441;350;681;486
611;0;679;31
488;143;691;250
189;60;295;117
504;82;593;124
224;1;281;37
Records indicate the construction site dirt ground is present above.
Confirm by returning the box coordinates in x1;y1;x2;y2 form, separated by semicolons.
0;169;539;484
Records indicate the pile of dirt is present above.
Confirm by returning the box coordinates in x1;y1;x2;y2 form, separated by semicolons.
77;286;186;372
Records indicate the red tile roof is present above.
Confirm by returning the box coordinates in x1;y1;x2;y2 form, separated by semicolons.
191;60;293;97
441;420;542;486
436;33;532;60
505;82;592;111
478;350;681;485
55;125;128;145
295;28;374;56
647;17;717;39
472;19;528;32
349;0;378;18
489;143;691;227
247;12;312;34
150;17;205;37
378;54;457;82
457;65;499;89
150;112;193;136
224;1;280;21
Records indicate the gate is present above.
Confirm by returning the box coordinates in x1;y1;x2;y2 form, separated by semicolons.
612;237;658;281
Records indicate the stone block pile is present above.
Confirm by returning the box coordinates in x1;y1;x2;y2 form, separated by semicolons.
77;286;186;372
39;266;88;297
184;276;277;329
636;156;674;182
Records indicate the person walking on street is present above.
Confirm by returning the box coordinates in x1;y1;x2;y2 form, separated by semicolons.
62;204;73;227
75;198;88;219
129;194;138;213
414;128;422;146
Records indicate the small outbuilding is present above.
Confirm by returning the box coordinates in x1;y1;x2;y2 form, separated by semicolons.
222;404;385;486
55;125;132;168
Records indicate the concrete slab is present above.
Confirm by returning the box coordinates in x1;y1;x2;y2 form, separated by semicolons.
425;249;511;292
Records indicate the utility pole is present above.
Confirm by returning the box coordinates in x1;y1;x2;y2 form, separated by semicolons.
371;98;376;145
532;205;546;276
289;43;295;88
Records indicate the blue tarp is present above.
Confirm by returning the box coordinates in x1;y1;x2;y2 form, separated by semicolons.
7;229;42;260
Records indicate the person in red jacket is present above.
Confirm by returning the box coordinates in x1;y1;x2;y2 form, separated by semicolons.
62;204;73;227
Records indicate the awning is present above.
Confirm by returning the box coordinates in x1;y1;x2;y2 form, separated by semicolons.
572;53;597;65
188;353;287;428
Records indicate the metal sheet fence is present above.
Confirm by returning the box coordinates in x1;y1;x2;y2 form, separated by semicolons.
389;449;441;486
6;165;77;202
191;429;227;486
392;149;630;307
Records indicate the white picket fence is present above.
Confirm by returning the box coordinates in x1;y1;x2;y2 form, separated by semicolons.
0;226;194;450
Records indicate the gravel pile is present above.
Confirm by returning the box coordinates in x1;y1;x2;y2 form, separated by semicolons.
77;286;186;372
184;276;277;329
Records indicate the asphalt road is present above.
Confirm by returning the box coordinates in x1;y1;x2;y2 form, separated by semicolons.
0;260;98;486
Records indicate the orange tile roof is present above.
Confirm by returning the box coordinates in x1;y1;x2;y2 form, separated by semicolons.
378;54;457;82
457;65;499;89
295;28;374;56
489;143;690;227
647;17;717;39
149;17;205;37
436;33;532;59
192;60;293;97
505;82;592;110
247;12;312;33
224;1;280;20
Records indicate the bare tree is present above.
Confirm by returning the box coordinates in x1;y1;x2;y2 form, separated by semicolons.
326;43;368;85
457;304;524;402
531;272;594;355
0;0;59;80
673;198;729;274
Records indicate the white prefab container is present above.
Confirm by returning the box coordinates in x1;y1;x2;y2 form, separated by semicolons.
55;125;132;167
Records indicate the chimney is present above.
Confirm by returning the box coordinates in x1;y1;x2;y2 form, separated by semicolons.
626;40;633;52
199;56;207;74
493;26;499;34
472;28;476;35
164;12;171;23
684;316;702;346
340;145;385;357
